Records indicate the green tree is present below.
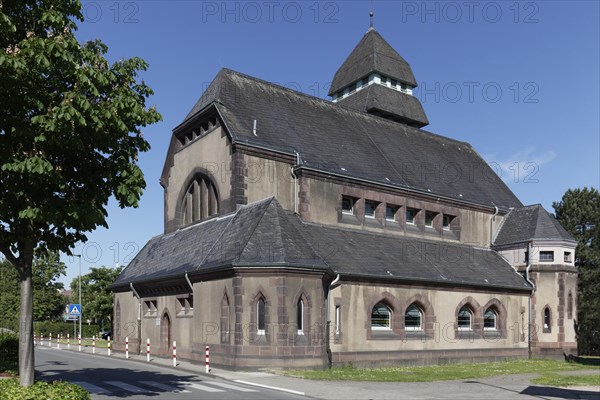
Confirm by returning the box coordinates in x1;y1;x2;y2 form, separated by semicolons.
0;251;68;331
553;187;600;355
0;0;161;385
70;265;123;327
32;251;67;321
0;259;20;331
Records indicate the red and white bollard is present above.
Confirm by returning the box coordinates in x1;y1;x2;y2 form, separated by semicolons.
125;337;129;359
57;334;60;349
41;333;44;346
146;338;150;362
33;333;36;346
92;335;96;354
67;333;70;350
78;334;81;352
173;341;177;367
49;332;52;347
205;345;210;373
107;336;111;356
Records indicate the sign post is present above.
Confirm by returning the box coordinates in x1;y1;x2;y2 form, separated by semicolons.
68;304;82;339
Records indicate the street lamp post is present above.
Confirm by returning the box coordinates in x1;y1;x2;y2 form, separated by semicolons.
74;254;82;340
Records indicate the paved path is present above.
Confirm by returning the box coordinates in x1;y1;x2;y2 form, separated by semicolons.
35;340;599;399
211;368;599;400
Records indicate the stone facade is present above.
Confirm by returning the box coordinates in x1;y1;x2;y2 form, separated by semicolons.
112;27;577;369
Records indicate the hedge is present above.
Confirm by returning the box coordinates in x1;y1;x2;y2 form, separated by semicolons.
0;379;90;400
0;332;19;375
34;321;102;338
0;332;19;358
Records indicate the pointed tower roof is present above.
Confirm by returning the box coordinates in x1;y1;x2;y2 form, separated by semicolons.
328;29;417;96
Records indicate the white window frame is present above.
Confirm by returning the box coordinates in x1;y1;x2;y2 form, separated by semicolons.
371;303;392;331
335;305;340;335
406;208;417;225
257;299;266;336
297;299;304;335
386;205;398;222
342;196;355;215
539;251;554;262
425;211;436;228
364;201;377;219
404;304;423;332
457;307;473;331
442;214;454;231
483;308;497;331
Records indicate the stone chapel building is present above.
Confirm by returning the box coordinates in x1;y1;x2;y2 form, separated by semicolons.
110;28;578;369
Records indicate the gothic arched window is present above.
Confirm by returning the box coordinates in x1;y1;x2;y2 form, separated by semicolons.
181;175;218;225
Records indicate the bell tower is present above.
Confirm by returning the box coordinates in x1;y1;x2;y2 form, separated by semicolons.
328;28;429;128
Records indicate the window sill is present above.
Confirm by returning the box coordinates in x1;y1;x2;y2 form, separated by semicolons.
404;331;428;340
176;313;193;319
483;330;502;339
370;330;400;340
456;330;481;340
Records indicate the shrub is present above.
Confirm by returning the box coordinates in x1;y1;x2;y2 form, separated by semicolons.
34;321;101;338
0;332;19;358
0;379;91;400
0;331;19;375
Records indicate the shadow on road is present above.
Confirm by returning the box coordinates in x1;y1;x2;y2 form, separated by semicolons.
36;367;200;397
521;385;599;400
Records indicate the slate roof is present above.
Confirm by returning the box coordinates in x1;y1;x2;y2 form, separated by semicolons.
336;83;429;127
493;204;576;246
114;198;531;292
179;68;521;211
328;28;418;95
113;198;327;287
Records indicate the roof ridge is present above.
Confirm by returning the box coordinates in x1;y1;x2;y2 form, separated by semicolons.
233;197;276;264
219;68;473;147
195;203;253;269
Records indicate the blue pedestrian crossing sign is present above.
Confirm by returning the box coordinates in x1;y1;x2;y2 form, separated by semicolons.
68;304;81;317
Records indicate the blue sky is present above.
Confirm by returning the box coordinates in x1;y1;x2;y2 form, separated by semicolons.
60;0;599;285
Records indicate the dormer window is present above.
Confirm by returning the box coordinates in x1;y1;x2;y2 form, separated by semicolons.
564;252;572;263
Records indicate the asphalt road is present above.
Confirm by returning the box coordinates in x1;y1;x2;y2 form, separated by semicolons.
35;346;307;400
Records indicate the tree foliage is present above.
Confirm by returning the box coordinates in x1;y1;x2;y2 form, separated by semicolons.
0;252;67;331
0;0;161;385
553;187;600;355
32;251;67;321
70;265;123;326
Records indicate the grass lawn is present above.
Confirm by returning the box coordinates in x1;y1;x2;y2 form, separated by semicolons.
531;372;600;388
40;337;111;348
282;359;600;383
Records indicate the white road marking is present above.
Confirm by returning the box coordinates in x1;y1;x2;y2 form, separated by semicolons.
139;381;191;393
105;381;150;393
206;381;259;392
72;381;112;395
234;379;305;396
184;382;226;392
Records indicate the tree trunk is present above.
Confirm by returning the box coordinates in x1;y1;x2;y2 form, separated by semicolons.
18;256;35;386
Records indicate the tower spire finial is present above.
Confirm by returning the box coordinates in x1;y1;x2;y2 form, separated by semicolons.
369;0;374;29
